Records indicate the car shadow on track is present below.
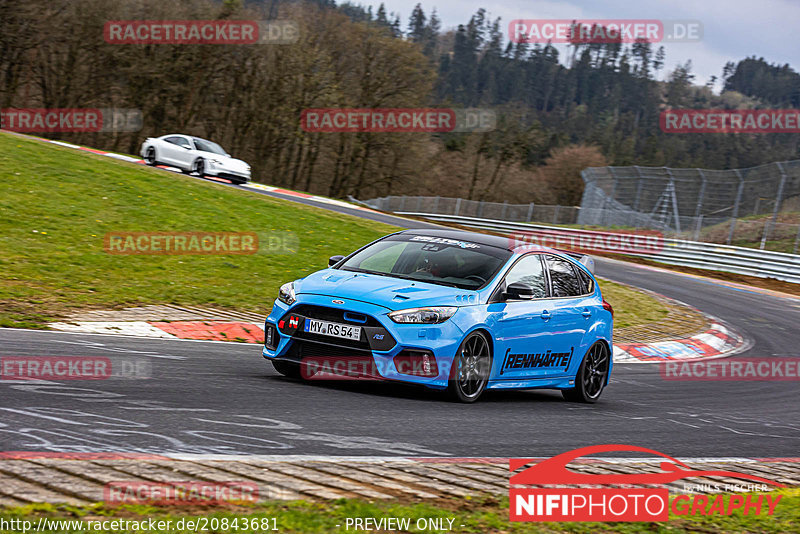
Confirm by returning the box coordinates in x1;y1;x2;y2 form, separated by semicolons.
260;373;567;405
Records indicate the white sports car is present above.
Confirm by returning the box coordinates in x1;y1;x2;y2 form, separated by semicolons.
140;134;251;185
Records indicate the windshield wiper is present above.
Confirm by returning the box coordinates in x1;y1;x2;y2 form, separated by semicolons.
340;267;463;288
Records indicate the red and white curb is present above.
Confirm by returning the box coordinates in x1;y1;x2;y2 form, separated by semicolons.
613;320;748;364
48;317;749;364
49;320;265;343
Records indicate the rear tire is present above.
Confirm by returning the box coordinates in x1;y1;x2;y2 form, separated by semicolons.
144;147;157;166
562;342;610;403
271;359;302;379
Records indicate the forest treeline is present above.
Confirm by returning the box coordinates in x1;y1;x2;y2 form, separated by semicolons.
1;0;798;205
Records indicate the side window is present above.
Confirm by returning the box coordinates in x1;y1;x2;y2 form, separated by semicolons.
166;136;191;148
546;256;583;298
577;268;595;294
504;255;547;298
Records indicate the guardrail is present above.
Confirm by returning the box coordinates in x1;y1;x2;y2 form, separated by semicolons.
394;212;800;285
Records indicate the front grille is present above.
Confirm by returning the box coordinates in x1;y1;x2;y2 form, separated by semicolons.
292;305;381;326
289;305;376;349
217;171;249;180
279;305;397;352
285;338;373;360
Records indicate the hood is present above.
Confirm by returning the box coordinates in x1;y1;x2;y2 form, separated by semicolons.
295;269;479;311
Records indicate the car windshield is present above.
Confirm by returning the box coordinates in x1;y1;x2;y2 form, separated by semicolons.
338;234;511;289
192;137;227;155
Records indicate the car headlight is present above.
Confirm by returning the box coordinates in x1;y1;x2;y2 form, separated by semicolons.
278;282;296;305
388;306;457;324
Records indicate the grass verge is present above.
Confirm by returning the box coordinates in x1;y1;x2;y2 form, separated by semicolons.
596;279;668;329
1;490;797;533
1;132;668;330
0;133;397;327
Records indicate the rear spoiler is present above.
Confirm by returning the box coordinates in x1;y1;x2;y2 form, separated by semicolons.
558;250;595;275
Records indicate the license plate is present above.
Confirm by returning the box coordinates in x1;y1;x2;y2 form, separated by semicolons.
304;318;361;341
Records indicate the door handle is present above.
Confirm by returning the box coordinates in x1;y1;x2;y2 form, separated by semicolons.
540;310;551;320
582;308;592;318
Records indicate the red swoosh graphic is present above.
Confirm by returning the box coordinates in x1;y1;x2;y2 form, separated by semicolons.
510;444;785;488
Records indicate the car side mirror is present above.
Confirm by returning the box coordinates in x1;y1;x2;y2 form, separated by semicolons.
505;282;535;300
328;255;345;267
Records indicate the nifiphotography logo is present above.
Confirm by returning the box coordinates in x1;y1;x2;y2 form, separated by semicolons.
510;445;784;522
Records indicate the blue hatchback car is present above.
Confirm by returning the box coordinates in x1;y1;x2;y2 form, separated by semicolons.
262;229;613;403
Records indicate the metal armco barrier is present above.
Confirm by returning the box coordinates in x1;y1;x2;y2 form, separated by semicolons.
396;212;800;284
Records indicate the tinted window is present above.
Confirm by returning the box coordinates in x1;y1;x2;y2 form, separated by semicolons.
193;137;226;155
577;268;595;294
503;255;547;298
546;256;583;297
166;136;191;148
339;234;510;290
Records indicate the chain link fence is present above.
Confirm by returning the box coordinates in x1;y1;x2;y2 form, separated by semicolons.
580;160;800;251
361;160;800;255
362;196;581;225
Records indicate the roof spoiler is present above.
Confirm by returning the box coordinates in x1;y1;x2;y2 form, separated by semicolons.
558;250;595;275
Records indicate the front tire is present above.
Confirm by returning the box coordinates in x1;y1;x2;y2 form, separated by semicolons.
447;331;492;403
192;158;206;176
271;359;302;379
562;342;610;403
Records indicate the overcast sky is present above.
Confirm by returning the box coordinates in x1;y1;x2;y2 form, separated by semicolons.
374;0;799;88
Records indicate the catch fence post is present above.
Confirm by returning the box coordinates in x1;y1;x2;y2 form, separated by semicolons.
760;162;787;250
793;224;800;255
693;169;707;241
633;166;645;212
727;170;744;245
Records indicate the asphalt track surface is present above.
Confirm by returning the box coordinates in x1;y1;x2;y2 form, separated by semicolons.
1;177;799;458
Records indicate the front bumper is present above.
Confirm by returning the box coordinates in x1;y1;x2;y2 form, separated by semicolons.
262;294;466;388
206;162;250;181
